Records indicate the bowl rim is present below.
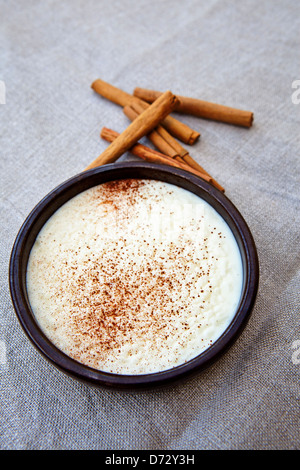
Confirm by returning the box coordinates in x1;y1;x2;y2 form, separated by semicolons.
9;161;259;389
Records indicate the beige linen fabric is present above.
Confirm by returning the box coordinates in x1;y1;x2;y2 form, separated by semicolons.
0;0;299;450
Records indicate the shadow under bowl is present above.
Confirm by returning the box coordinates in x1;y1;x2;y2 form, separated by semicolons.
9;162;259;390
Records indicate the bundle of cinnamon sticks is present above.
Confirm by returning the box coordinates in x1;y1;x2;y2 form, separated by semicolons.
86;78;254;193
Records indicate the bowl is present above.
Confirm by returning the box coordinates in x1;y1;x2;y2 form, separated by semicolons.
9;162;259;390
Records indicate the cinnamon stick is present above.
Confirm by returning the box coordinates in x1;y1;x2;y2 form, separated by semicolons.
123;102;217;183
92;78;140;108
91;79;200;145
100;127;225;192
85;91;179;170
100;127;181;165
134;87;254;128
129;101;189;158
123;104;179;159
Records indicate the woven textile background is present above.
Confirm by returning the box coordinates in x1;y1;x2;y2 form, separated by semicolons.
0;0;299;450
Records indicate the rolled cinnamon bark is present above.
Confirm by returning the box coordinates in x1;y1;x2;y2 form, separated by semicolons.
85;90;179;169
99;127;225;192
134;87;254;128
92;78;139;108
130;101;189;158
99;128;214;185
123;104;179;159
91;79;200;144
123;102;217;183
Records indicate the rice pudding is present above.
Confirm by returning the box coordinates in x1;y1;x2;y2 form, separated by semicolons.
26;179;243;375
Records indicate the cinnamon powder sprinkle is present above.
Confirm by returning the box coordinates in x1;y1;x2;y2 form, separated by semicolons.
26;179;243;375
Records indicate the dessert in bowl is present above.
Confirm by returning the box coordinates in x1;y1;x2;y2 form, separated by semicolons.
9;162;259;389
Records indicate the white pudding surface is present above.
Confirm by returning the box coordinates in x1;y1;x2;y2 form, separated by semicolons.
26;179;243;374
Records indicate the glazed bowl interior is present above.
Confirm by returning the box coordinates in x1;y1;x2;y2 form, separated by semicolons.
9;162;259;390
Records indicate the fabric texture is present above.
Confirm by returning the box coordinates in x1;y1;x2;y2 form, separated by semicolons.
0;0;299;450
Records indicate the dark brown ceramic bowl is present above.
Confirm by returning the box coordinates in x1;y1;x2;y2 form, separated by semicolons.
9;162;259;390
